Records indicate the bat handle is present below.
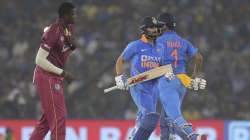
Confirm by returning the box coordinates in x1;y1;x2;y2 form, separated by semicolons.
104;85;119;93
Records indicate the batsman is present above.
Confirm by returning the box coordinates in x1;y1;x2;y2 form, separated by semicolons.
156;12;207;140
115;17;163;140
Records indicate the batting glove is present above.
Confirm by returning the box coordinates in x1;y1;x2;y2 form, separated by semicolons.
188;77;207;91
115;74;128;90
164;71;175;80
199;78;207;90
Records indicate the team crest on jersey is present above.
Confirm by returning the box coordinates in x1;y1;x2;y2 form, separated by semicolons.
156;48;160;52
54;83;61;91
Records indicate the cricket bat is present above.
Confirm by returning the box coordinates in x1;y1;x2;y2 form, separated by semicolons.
104;64;173;93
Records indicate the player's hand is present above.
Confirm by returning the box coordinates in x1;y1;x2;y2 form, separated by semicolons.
65;37;77;51
164;71;175;80
115;74;128;90
188;77;207;91
61;70;75;84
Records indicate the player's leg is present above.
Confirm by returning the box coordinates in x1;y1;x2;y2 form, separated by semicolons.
45;76;67;140
29;114;49;140
133;112;159;140
158;77;200;140
176;79;207;140
158;77;180;140
160;109;176;140
128;87;142;139
29;74;51;140
129;86;159;140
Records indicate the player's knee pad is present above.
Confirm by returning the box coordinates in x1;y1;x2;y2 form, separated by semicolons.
160;117;175;140
160;109;173;126
140;112;159;132
160;116;174;127
132;113;159;140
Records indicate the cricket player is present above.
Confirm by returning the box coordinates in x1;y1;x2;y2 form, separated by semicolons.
115;17;162;140
156;13;207;140
29;2;76;140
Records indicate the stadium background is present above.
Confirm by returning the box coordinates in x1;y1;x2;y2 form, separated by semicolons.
0;0;249;139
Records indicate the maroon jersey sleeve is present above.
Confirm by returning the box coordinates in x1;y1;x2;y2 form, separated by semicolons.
40;25;60;52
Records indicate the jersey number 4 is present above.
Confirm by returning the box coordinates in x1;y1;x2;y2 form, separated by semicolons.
171;49;178;68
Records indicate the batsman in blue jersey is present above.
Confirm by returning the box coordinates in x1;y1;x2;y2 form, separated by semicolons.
115;17;162;140
156;13;207;140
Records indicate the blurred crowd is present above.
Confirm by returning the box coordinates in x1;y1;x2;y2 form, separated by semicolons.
0;0;249;120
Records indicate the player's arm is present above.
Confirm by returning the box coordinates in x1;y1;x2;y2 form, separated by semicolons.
192;52;203;76
115;55;126;75
114;55;128;90
38;26;74;83
35;47;63;75
114;43;136;90
186;40;203;76
36;47;74;83
186;41;206;91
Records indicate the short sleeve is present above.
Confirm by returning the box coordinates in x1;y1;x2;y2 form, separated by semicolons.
40;25;60;52
185;40;198;58
121;42;137;61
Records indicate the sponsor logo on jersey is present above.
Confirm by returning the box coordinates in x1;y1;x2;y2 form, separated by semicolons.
141;55;161;68
141;55;161;62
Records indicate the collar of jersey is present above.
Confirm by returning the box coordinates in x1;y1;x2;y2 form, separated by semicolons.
140;34;149;43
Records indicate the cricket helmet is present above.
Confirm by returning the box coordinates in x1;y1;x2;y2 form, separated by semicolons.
139;16;160;39
157;12;176;31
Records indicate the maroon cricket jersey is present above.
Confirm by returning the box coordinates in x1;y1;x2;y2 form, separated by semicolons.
34;18;74;78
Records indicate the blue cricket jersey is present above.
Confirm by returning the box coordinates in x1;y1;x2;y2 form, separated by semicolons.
157;32;198;74
121;35;162;91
